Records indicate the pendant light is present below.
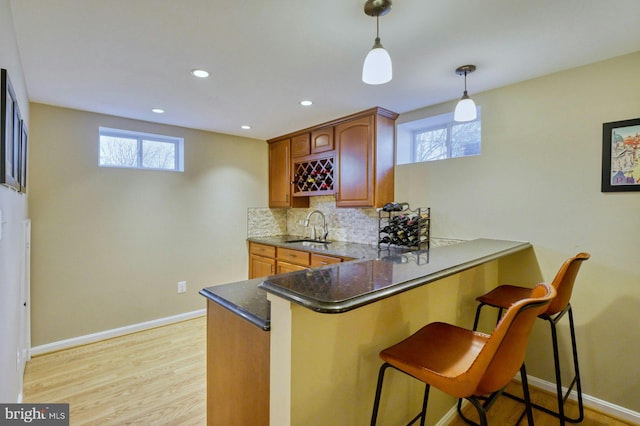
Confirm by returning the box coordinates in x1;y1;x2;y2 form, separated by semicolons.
454;65;477;122
362;0;392;85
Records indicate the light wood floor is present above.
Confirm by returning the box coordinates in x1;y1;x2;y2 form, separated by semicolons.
448;382;635;426
23;316;633;425
23;317;207;425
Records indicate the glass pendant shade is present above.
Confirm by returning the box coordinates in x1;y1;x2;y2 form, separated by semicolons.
362;41;392;85
454;92;477;122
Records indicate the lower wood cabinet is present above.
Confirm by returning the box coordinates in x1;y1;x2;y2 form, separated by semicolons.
248;241;349;278
249;243;276;278
250;254;275;278
206;299;269;425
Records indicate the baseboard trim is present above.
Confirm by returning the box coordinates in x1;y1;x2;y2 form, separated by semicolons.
436;401;465;426
523;374;640;424
437;375;640;425
30;309;206;356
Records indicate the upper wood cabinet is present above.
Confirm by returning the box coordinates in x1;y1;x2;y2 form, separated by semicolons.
291;133;311;158
311;127;334;154
268;139;309;208
335;108;397;208
267;107;397;208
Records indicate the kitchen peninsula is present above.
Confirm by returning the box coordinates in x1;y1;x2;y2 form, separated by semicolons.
200;238;535;425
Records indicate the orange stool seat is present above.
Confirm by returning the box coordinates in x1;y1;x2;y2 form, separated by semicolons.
371;283;556;426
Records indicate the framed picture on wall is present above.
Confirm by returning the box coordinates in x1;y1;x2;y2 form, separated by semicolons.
1;68;21;191
19;119;28;193
602;118;640;192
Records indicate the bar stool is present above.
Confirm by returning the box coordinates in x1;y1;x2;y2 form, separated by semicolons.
472;252;590;424
371;283;556;426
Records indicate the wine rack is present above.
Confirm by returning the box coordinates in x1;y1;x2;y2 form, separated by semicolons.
292;156;334;196
378;204;430;250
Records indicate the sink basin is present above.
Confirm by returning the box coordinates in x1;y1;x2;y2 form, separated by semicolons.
285;239;331;244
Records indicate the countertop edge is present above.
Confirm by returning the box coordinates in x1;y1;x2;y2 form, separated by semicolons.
260;240;532;313
199;288;270;331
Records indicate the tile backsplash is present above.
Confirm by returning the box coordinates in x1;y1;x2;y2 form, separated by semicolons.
247;196;378;245
247;196;463;247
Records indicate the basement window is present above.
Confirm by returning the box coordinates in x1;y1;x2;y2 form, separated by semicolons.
397;109;481;164
98;127;184;172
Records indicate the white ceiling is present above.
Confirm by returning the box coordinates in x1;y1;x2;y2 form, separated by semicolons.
10;0;640;140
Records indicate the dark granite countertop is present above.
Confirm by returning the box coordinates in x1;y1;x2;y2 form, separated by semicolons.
199;236;398;330
199;278;270;330
260;239;531;313
200;238;531;328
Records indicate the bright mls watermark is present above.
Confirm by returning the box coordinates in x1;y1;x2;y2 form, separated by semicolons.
1;404;69;425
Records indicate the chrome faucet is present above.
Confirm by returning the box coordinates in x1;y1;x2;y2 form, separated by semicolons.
304;210;328;241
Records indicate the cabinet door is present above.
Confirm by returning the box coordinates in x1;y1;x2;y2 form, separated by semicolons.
268;139;308;208
335;115;374;207
277;261;308;274
268;139;291;208
291;133;311;158
311;127;334;154
249;255;276;279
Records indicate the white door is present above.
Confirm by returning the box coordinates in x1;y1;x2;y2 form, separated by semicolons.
17;219;30;398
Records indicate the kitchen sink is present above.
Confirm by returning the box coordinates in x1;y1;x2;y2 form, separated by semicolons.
285;239;331;244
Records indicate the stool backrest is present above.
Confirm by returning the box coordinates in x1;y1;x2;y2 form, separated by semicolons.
546;252;590;316
474;283;555;396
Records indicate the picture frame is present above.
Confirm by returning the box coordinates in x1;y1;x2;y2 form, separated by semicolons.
1;68;21;191
19;119;28;193
601;118;640;192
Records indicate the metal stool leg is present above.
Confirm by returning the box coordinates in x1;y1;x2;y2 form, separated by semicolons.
473;303;504;332
549;312;567;425
371;363;390;426
502;304;584;423
473;303;485;331
520;364;535;426
567;305;585;422
418;383;430;426
547;304;584;423
371;363;432;426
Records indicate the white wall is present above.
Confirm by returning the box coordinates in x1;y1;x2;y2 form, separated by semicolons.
396;51;640;413
0;0;30;403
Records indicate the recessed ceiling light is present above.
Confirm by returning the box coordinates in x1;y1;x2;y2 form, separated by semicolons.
151;108;165;114
241;125;252;130
300;100;313;106
191;69;210;78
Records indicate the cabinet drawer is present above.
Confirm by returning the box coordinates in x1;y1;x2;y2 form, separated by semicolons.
249;242;276;258
277;261;308;274
310;253;342;267
277;247;311;266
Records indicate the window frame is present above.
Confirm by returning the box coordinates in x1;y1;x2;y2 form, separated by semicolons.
411;123;450;163
400;109;481;164
98;127;184;172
